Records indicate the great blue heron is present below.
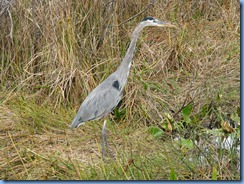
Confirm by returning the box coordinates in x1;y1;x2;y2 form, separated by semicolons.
70;16;176;160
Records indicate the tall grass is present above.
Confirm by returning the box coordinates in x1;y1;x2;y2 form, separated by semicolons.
0;0;240;180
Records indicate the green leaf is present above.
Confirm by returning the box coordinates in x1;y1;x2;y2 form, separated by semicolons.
230;115;240;125
181;138;194;150
199;104;209;118
148;126;163;138
236;107;240;117
182;104;192;116
182;104;192;124
211;165;218;180
169;168;177;180
114;108;121;119
113;108;126;119
143;82;148;90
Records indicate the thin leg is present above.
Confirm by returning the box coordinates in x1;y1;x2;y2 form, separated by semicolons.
102;119;108;161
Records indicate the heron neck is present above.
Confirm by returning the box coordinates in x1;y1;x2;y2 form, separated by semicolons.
116;25;144;83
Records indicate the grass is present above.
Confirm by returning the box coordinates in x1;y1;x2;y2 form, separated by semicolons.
0;0;240;180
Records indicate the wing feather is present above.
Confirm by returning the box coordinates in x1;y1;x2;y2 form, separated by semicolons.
70;74;122;128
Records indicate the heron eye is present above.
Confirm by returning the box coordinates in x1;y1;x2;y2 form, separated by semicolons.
112;80;120;90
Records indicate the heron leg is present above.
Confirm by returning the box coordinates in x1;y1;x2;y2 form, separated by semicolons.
102;119;109;161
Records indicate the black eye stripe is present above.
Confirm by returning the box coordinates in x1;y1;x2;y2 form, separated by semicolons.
142;16;154;22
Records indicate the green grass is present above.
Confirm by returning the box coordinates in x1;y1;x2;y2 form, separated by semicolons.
0;0;240;180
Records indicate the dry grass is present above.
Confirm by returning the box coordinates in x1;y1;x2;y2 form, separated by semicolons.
0;0;240;180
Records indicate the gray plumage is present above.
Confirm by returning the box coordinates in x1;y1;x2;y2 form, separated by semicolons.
70;16;176;128
71;73;122;127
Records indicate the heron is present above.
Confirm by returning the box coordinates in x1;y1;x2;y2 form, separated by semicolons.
70;16;177;160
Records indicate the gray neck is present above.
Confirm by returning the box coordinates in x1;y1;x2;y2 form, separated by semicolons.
115;24;145;85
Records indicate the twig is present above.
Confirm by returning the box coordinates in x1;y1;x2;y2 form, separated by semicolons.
0;0;15;16
6;8;13;40
1;0;15;40
97;0;116;50
8;132;29;176
118;2;155;27
173;62;198;118
0;6;7;16
123;158;134;172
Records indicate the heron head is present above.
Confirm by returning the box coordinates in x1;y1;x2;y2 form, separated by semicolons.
141;16;177;28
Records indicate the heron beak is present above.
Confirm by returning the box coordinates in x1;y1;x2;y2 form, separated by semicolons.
158;21;178;28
